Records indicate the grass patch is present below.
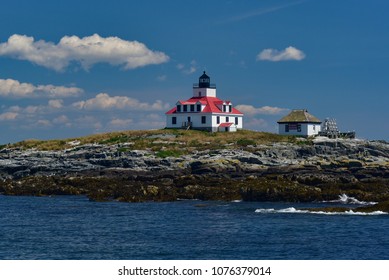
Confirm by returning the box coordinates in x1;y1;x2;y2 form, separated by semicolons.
7;129;301;151
98;134;130;145
155;150;183;158
236;138;256;147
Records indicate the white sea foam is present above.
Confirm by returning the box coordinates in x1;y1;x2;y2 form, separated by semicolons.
324;194;377;205
254;207;387;215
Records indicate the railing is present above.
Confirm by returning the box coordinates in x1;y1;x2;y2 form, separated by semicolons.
193;83;216;88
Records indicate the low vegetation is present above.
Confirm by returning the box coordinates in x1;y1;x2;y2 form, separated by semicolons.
5;129;298;152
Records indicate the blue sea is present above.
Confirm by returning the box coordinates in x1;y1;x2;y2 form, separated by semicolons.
1;194;389;260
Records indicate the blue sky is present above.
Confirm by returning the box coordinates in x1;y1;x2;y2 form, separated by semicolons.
0;0;389;143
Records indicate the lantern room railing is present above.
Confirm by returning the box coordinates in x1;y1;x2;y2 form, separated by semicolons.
193;83;216;89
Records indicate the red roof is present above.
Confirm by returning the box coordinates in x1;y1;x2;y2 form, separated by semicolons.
177;100;196;105
219;122;234;127
166;96;243;115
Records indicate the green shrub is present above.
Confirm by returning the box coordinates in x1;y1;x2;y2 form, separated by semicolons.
236;138;256;147
155;150;182;158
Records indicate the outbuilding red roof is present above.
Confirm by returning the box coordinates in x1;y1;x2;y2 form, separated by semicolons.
219;122;234;127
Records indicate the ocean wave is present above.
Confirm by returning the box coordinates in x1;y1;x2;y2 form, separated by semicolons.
323;194;377;205
254;207;387;215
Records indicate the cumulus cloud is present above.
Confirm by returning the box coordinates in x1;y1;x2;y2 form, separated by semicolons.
109;118;133;128
256;46;305;62
0;34;169;71
73;93;170;111
48;99;64;109
0;112;18;121
53;114;70;125
177;60;197;74
0;78;83;98
235;104;289;115
36;119;52;127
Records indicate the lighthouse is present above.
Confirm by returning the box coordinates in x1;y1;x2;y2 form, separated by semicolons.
165;72;243;132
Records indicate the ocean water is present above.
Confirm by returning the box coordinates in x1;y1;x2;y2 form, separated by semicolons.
1;194;389;260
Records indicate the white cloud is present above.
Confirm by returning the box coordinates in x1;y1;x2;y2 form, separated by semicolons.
0;34;169;71
48;99;63;109
35;84;82;98
24;106;41;114
8;105;42;114
256;46;305;62
0;112;18;121
72;93;170;111
109;118;133;128
36;119;52;127
0;78;83;98
235;104;289;115
177;60;197;74
53;114;70;125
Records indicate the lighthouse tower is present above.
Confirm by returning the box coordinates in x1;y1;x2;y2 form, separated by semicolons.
165;71;243;132
193;71;216;98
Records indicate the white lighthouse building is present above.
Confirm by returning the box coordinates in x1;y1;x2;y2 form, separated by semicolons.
165;72;243;132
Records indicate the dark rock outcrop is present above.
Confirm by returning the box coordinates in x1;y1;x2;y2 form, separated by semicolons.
0;138;389;203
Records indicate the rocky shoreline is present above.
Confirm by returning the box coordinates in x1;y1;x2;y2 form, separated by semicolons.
1;136;389;211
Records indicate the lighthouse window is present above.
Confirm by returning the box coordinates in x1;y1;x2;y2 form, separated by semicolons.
201;116;206;124
172;117;177;125
226;117;229;122
223;105;227;112
190;104;195;112
217;116;220;124
183;105;187;112
235;117;238;125
197;104;201;112
177;105;181;112
229;105;232;112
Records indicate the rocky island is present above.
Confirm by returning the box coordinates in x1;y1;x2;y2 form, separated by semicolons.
1;129;389;212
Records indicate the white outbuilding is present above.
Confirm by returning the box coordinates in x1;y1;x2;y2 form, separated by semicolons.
165;72;243;132
277;109;321;137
